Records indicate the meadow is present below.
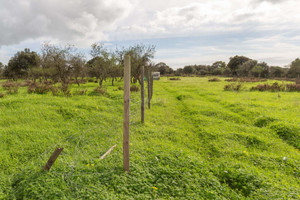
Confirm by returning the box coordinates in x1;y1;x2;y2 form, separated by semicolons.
0;77;299;199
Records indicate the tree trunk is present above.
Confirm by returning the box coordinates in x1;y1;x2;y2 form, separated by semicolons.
75;77;80;86
112;78;114;86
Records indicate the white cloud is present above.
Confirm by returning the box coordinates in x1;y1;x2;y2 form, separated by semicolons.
0;0;135;47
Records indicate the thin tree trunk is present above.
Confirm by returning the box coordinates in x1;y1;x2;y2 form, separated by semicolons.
75;77;80;86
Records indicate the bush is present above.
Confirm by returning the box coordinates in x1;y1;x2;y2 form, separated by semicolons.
90;87;107;96
250;83;285;92
0;92;5;98
20;80;33;87
286;84;300;92
27;83;52;94
208;78;221;82
130;85;139;92
73;89;87;95
2;81;19;94
60;84;71;96
225;78;238;82
224;83;243;91
169;77;181;80
239;78;267;82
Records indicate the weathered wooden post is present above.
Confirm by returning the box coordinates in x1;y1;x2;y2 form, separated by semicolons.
147;71;151;109
150;72;153;100
43;148;64;171
123;55;131;173
141;66;145;123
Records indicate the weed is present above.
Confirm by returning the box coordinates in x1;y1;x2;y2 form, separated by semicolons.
224;83;243;91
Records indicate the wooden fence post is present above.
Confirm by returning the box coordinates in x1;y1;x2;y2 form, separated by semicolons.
43;148;64;171
147;71;151;109
123;55;131;173
141;66;145;123
150;73;153;100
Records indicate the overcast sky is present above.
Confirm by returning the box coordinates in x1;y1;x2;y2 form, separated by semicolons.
0;0;299;69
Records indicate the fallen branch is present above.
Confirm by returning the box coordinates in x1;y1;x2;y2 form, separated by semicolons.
101;144;117;160
43;148;64;171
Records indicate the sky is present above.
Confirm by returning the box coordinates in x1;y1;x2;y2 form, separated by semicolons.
0;0;300;69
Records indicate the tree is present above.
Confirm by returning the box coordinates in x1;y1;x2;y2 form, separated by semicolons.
211;61;226;75
227;56;251;76
250;65;264;77
236;59;257;77
117;44;155;84
5;48;40;80
87;43;115;87
256;62;269;78
183;65;195;74
270;66;286;78
288;58;300;78
155;62;173;75
0;62;4;78
41;43;75;85
70;53;86;86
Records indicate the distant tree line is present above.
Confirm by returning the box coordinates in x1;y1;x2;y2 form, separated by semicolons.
1;49;300;81
0;43;156;86
175;56;300;78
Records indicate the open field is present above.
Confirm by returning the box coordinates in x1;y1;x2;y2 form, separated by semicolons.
0;77;299;199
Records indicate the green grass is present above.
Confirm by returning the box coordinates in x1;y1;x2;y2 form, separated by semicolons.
0;77;299;199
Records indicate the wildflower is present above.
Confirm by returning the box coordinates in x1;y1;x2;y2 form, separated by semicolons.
283;157;287;161
152;186;158;190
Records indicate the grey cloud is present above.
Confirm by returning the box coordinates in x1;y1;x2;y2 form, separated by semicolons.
0;0;134;46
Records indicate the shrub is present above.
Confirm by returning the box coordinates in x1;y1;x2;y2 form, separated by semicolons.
208;78;221;82
250;82;285;92
0;92;5;98
169;77;181;80
73;89;87;95
27;83;52;94
286;84;300;92
2;81;19;94
224;83;243;91
130;85;139;92
51;87;60;96
20;80;32;87
225;78;238;82
60;84;71;96
239;78;267;82
90;87;107;96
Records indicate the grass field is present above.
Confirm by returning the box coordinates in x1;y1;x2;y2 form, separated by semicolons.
0;77;299;199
